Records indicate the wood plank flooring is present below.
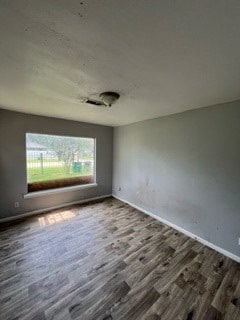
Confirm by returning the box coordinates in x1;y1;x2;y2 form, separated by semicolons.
0;197;239;320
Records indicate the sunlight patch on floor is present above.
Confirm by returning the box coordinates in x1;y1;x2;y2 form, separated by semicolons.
38;210;76;226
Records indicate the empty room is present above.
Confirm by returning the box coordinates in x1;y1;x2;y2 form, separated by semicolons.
0;1;240;320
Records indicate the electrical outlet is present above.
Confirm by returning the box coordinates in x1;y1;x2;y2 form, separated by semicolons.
14;202;20;208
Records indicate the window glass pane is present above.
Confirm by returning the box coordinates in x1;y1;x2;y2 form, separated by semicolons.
26;133;95;192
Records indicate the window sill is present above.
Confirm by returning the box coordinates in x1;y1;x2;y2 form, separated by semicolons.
23;183;98;199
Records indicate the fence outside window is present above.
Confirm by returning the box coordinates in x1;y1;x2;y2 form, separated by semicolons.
26;133;95;192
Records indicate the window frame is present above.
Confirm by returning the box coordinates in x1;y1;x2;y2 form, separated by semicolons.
24;132;97;197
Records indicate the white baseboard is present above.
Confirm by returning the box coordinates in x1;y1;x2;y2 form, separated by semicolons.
113;194;240;263
0;194;112;223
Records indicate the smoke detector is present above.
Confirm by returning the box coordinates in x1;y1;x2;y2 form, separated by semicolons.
80;91;120;107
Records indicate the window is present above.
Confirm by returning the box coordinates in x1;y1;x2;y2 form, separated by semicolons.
26;133;95;193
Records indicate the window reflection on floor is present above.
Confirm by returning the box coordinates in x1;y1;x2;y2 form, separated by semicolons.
38;210;76;227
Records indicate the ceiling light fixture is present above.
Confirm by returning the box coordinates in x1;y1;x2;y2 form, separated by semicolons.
99;91;120;107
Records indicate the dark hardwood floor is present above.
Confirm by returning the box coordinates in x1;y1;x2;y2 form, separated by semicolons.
0;197;239;320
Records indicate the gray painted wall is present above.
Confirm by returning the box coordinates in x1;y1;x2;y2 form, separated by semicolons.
0;108;113;219
113;101;240;257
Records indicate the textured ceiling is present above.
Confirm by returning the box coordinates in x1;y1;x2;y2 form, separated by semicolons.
0;0;240;126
